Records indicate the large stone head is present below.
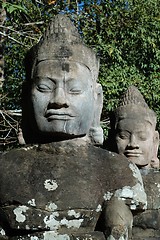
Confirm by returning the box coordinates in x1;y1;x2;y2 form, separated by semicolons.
109;86;159;169
23;14;103;143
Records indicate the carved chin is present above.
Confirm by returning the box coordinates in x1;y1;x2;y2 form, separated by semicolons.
36;118;90;138
127;156;150;167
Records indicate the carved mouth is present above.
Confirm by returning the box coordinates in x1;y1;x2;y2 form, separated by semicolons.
45;110;76;120
124;151;142;157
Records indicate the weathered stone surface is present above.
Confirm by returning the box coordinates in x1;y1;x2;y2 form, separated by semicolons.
106;86;160;239
0;142;146;239
10;231;106;240
22;14;103;145
141;170;160;210
132;170;160;239
108;85;159;169
132;227;160;240
104;197;133;239
0;15;147;240
134;209;160;230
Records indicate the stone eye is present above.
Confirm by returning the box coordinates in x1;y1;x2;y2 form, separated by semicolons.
118;132;129;139
138;132;148;141
37;84;52;92
69;88;82;94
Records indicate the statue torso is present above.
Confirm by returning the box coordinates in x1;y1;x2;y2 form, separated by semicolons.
0;142;143;239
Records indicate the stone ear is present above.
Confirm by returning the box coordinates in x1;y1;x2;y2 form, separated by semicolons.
150;131;160;168
89;83;103;145
154;130;159;156
95;83;103;126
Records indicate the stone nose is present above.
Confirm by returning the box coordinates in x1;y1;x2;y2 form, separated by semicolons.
127;134;139;149
49;87;69;109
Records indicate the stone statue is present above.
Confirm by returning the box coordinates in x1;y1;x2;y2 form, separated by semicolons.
108;85;160;239
108;85;159;170
22;13;103;145
0;16;147;240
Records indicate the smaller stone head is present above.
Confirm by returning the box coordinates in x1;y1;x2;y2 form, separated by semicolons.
23;14;103;144
109;86;159;169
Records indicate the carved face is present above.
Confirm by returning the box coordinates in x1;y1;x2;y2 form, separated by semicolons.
31;60;95;139
115;118;156;168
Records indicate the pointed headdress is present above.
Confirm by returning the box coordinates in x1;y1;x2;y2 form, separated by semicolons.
25;14;99;84
112;85;157;128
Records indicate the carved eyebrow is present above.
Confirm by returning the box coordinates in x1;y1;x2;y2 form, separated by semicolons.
35;76;57;83
64;77;76;82
136;130;148;135
35;75;83;85
117;129;131;134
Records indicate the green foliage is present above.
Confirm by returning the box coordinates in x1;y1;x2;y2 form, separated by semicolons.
2;1;28;14
2;0;160;138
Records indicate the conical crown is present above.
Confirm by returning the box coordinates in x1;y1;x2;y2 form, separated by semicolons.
113;85;157;128
25;14;99;83
118;85;149;108
43;14;81;44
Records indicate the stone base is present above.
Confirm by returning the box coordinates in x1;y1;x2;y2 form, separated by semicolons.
132;227;160;240
9;231;105;240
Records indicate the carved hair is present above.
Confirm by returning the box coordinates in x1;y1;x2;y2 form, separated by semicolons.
111;85;157;129
25;14;99;85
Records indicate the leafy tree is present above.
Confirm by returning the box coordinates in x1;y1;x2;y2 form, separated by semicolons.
74;0;160;136
1;0;160;147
